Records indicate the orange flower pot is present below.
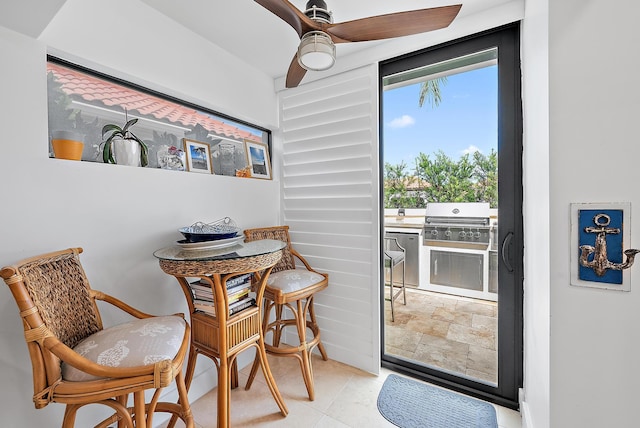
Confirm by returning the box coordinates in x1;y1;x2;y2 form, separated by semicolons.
51;130;84;161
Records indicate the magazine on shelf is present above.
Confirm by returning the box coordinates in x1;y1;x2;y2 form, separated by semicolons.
228;287;250;304
193;293;256;316
193;293;213;303
189;278;251;302
226;280;251;295
189;274;255;316
190;273;251;290
189;284;213;301
193;299;216;315
190;281;213;293
229;297;256;315
225;273;252;288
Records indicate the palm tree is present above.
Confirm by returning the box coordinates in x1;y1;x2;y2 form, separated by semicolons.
418;77;447;108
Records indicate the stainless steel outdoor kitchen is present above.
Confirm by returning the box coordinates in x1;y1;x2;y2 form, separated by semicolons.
384;202;498;301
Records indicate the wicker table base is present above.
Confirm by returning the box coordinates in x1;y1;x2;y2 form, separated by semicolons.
155;240;288;428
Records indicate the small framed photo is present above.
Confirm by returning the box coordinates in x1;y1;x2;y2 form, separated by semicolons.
183;139;212;174
244;140;272;180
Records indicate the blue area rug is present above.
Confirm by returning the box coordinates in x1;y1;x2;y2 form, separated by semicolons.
377;374;498;428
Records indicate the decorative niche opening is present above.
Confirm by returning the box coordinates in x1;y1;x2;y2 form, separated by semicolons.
46;56;272;179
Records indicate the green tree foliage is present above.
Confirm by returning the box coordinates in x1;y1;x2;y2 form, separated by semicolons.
471;149;498;206
384;149;498;208
384;161;426;208
415;150;474;203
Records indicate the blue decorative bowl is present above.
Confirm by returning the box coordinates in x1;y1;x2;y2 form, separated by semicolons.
179;228;239;242
179;218;241;242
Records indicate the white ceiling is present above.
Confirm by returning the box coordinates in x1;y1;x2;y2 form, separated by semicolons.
139;0;519;80
1;0;521;81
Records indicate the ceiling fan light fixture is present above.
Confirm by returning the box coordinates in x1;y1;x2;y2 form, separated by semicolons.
297;31;336;71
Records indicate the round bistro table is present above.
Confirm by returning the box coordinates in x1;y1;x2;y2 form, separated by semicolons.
154;239;288;428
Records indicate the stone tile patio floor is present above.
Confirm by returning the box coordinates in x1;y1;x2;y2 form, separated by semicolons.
384;287;498;384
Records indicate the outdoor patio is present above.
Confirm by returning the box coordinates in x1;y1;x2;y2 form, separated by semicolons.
384;287;498;384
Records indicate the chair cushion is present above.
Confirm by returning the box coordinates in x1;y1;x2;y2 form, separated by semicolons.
385;250;405;267
61;315;186;382
267;268;325;294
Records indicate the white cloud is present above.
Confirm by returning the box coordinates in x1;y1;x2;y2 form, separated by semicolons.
462;145;482;155
387;115;415;128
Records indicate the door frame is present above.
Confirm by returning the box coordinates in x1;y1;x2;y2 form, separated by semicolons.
378;23;523;410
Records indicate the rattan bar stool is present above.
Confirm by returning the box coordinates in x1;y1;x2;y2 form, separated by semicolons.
243;226;328;401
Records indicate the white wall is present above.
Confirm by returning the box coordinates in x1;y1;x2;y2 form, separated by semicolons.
521;0;550;426
0;1;280;426
549;1;640;427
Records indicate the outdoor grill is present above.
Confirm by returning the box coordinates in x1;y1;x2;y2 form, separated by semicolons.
423;202;491;250
420;202;496;300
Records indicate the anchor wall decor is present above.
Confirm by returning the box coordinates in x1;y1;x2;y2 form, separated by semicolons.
579;213;640;276
571;203;637;291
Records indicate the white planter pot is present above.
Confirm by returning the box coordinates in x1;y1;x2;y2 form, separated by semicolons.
113;137;141;167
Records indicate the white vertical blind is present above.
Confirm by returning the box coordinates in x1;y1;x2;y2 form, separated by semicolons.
278;66;380;372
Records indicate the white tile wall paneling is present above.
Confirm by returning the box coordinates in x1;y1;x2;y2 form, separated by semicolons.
279;66;380;373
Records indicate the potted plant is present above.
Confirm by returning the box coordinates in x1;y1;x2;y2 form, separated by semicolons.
101;116;149;167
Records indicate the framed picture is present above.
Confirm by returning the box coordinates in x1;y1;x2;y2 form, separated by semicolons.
244;140;272;180
570;202;632;291
183;139;212;174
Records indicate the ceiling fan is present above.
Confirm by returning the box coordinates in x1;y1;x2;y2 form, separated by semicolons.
254;0;463;88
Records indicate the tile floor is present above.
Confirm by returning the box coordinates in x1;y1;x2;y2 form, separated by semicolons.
384;287;498;384
166;352;521;428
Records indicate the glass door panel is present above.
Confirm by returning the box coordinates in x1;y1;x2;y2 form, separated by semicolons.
380;25;522;409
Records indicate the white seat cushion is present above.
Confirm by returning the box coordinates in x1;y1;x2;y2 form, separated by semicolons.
267;268;325;294
61;315;186;382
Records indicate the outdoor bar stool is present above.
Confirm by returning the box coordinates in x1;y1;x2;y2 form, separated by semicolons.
384;235;407;321
243;225;328;401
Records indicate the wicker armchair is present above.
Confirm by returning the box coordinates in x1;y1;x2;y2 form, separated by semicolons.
1;248;194;428
243;225;328;401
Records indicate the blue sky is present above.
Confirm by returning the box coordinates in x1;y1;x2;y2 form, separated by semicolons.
249;146;265;164
382;65;498;168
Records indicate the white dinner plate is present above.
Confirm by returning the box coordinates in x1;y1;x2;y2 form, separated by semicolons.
177;234;245;250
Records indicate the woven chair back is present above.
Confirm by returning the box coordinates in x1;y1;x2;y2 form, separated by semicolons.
1;248;102;406
14;249;102;349
243;226;296;273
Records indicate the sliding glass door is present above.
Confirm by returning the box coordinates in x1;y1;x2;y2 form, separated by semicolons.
379;24;523;409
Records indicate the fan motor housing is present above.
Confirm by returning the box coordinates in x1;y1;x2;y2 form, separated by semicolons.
304;0;332;24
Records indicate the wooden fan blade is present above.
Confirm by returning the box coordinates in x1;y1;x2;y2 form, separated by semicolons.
255;0;319;38
285;54;307;88
326;5;462;43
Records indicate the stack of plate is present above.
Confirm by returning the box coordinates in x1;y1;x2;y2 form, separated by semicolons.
177;218;244;250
